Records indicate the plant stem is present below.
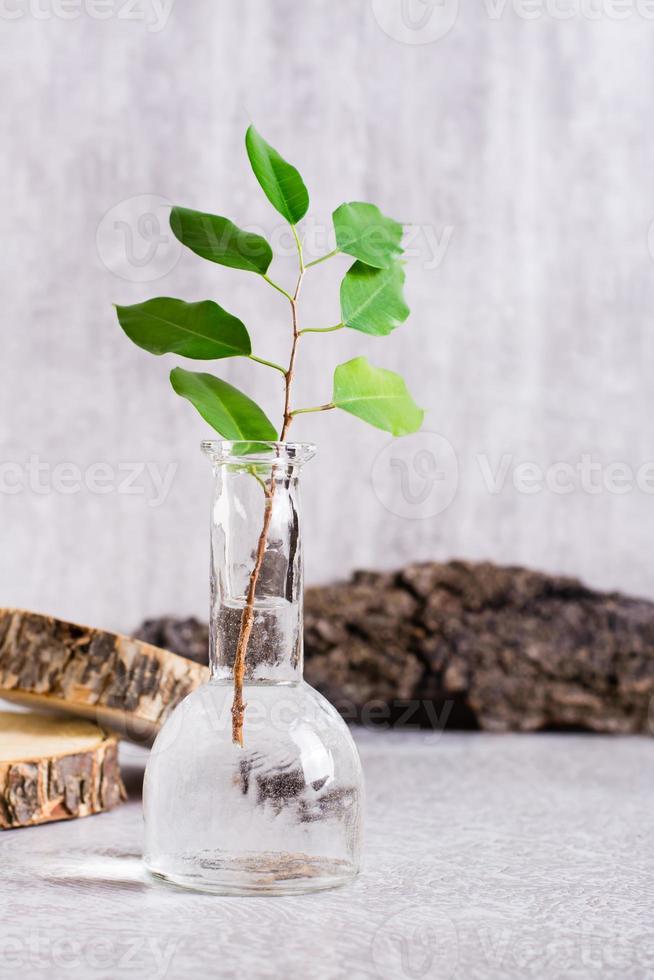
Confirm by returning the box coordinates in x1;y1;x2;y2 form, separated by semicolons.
291;403;335;417
261;274;293;303
230;483;274;745
248;353;287;375
231;235;307;746
299;323;344;336
305;248;339;269
247;466;269;495
280;268;305;440
291;225;305;273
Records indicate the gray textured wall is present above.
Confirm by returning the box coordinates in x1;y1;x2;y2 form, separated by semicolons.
2;0;654;632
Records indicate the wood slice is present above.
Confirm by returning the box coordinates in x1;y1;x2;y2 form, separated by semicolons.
0;609;209;745
0;712;126;829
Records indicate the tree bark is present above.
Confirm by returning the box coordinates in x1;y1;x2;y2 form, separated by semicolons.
0;609;209;745
5;560;653;741
0;712;126;829
136;561;654;735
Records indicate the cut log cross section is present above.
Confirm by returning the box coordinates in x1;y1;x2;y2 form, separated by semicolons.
0;712;126;829
0;609;209;745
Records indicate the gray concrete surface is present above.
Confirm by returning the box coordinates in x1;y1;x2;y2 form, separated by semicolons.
2;3;654;631
1;730;652;979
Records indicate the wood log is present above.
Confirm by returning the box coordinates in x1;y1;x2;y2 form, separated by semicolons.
0;711;126;829
0;609;209;745
135;561;654;735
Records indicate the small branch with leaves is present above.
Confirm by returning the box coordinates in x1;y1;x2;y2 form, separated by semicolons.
114;125;423;745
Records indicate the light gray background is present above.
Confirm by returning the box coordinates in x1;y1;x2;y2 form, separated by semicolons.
2;1;654;632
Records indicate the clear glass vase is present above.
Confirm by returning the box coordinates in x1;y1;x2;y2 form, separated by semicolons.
143;441;364;895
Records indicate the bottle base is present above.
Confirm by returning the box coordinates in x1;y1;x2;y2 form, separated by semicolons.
144;850;359;896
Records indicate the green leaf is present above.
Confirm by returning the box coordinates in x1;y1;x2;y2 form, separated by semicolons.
340;261;409;336
170;368;278;440
245;125;309;225
170;207;273;275
332;202;403;269
332;356;423;436
115;298;251;360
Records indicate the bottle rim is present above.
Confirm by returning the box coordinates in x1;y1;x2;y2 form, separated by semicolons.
201;440;317;466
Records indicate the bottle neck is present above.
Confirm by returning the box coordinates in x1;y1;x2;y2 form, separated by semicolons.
208;460;305;685
209;595;304;684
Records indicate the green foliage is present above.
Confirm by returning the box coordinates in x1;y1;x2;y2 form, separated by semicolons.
170;207;272;275
115;298;251;359
170;368;277;440
245;125;309;225
332;356;424;436
114;127;423;443
332;202;404;269
340;261;409;336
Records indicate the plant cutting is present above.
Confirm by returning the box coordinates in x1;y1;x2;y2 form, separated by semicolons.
114;126;423;895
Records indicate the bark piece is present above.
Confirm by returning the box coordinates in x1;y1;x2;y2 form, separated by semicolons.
0;711;126;829
135;561;654;735
0;609;209;745
137;617;209;666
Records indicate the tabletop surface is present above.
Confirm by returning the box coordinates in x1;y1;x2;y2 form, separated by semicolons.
1;729;652;980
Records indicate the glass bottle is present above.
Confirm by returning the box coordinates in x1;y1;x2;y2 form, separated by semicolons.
143;441;364;895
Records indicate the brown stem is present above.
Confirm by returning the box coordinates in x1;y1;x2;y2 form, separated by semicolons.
230;484;274;745
230;264;305;746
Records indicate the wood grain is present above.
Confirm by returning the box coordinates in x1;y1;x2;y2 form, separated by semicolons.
0;712;125;830
0;609;209;745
